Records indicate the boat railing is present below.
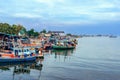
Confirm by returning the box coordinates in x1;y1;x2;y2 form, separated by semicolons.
0;40;22;49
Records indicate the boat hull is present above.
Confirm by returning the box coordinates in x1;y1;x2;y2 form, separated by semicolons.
0;56;36;63
52;45;75;50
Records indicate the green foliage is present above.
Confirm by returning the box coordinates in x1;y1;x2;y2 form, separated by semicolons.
12;24;26;35
27;28;34;37
34;32;39;37
0;23;26;35
0;23;11;34
0;22;48;38
40;29;47;33
66;33;72;36
27;28;39;38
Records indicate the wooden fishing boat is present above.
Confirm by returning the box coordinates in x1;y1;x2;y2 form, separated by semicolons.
0;56;36;63
52;45;75;50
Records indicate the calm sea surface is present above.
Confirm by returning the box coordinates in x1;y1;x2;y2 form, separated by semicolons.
0;37;120;80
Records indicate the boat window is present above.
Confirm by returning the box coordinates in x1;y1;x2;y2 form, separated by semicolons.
15;50;18;55
24;50;26;52
19;50;21;52
27;49;29;51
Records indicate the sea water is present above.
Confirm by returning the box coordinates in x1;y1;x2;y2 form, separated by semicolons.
0;37;120;80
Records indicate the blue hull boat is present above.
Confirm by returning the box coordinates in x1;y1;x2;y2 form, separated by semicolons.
0;56;36;63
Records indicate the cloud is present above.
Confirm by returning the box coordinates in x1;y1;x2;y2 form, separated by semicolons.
35;0;64;5
0;0;120;26
56;0;120;22
89;12;120;21
13;13;43;18
0;10;4;13
34;0;120;22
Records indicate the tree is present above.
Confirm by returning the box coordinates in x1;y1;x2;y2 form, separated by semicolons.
34;32;39;37
12;24;26;35
0;23;27;35
0;22;41;38
27;28;34;37
66;33;72;36
40;29;47;33
0;23;11;33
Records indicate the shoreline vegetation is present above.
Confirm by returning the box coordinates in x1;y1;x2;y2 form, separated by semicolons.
0;22;79;38
0;22;118;38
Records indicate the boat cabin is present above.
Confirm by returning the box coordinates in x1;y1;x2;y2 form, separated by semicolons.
12;47;31;56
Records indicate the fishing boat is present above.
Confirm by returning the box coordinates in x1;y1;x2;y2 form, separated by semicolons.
109;35;117;38
52;39;76;50
52;45;75;50
0;56;36;63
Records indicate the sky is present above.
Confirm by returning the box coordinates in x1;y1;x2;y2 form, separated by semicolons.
0;0;120;35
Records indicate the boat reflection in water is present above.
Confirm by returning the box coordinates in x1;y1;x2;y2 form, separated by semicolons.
51;49;74;61
0;59;43;80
